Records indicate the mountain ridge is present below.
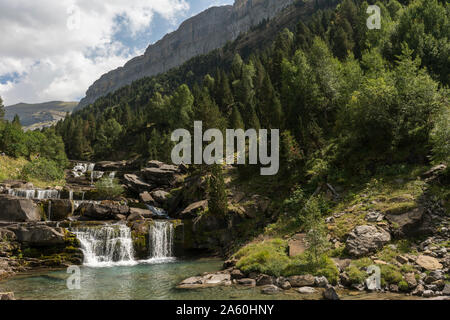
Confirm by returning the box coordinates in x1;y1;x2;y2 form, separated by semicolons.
77;0;295;110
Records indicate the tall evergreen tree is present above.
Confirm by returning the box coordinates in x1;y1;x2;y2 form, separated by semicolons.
208;164;228;216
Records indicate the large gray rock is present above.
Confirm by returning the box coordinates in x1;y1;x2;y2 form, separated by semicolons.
346;225;391;257
77;0;295;109
75;202;129;220
124;174;154;193
288;275;315;287
0;292;15;300
385;207;425;237
0;196;41;222
48;199;73;221
181;200;208;218
8;224;66;247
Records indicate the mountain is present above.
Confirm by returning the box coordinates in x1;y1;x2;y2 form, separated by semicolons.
5;101;78;130
76;0;295;110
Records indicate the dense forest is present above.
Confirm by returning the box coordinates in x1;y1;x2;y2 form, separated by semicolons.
55;0;449;186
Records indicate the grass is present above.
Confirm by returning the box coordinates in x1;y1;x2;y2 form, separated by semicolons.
0;155;65;188
233;238;340;283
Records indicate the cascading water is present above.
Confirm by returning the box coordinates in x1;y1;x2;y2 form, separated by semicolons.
72;224;137;267
148;221;175;263
7;189;60;200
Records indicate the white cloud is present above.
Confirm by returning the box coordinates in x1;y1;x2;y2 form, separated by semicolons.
0;0;189;105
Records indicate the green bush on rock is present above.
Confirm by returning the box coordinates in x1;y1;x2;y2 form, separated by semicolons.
20;158;65;182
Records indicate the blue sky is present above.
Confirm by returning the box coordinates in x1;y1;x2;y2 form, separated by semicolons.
0;0;234;105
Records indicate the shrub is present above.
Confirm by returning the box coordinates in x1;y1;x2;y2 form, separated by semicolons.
234;239;290;277
398;280;409;292
20;158;64;182
380;264;403;285
346;265;368;285
95;178;124;200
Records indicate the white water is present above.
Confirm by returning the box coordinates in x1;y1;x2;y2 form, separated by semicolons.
7;189;60;200
147;221;175;263
72;224;137;267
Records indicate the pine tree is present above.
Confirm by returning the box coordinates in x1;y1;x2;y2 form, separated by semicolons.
0;96;5;120
12;114;21;127
208;164;228;216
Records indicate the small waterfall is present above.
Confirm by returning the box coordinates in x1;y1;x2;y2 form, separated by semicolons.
69;190;73;201
146;205;168;218
148;221;174;262
109;171;116;179
7;189;59;200
47;201;52;221
72;224;136;267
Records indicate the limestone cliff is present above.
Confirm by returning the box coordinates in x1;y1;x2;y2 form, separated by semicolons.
77;0;294;109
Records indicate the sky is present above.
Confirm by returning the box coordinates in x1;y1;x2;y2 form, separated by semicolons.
0;0;234;106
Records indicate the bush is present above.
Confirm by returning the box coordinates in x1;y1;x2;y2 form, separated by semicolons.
95;178;124;200
20;158;64;182
346;265;368;285
234;239;290;277
380;264;403;286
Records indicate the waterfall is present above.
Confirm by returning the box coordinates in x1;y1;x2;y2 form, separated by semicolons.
7;189;59;199
69;190;73;201
148;221;175;262
72;224;136;267
47;201;52;221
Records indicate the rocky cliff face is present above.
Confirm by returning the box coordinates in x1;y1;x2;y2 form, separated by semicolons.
77;0;294;109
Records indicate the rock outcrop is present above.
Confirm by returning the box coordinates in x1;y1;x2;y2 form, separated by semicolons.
77;0;295;109
345;225;391;257
0;196;41;222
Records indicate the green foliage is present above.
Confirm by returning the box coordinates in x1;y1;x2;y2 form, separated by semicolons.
208;164;228;216
431;101;450;164
95;178;124;200
0;96;4;120
20;158;65;182
234;239;290;277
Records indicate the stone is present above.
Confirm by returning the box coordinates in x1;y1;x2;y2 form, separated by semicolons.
75;202;129;220
261;285;282;295
288;275;315;287
139;192;155;204
151;190;170;204
288;233;306;257
123;174;154;193
0;292;15;300
8;224;66;247
48;199;74;221
389;284;399;292
230;269;245;280
0;196;41;222
95;160;138;172
237;278;256;287
396;255;409;264
280;281;291;290
256;274;273;286
412;284;425;296
416;255;443;271
385;207;425;237
127;208;155;222
141;166;179;187
345;225;391;257
404;273;417;289
429;270;444;280
181;200;208;218
314;276;329;288
423;290;435;298
223;258;237;269
323;286;340;300
297;287;317;294
365;211;384;222
204;273;230;285
442;284;450;296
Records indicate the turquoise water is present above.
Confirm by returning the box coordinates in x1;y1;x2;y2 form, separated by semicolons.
0;259;420;300
0;259;297;300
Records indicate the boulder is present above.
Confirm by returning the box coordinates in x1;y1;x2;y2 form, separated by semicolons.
127;208;155;222
323;286;340;300
9;224;66;247
256;274;273;286
261;285;281;295
124;174;154;193
0;292;15;300
0;196;41;222
345;225;391;257
230;269;245;280
237;278;256;287
314;276;329;288
404;273;417;289
48;199;73;221
297;287;317;294
385;207;425;237
141;163;180;187
139;192;155;204
415;255;443;271
151;190;170;204
365;211;384;222
95;160;138;172
442;284;450;296
75;202;129;220
181;200;208;218
288;275;315;287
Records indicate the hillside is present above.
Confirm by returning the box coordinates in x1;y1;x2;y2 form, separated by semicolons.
5;101;78;130
76;0;298;110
